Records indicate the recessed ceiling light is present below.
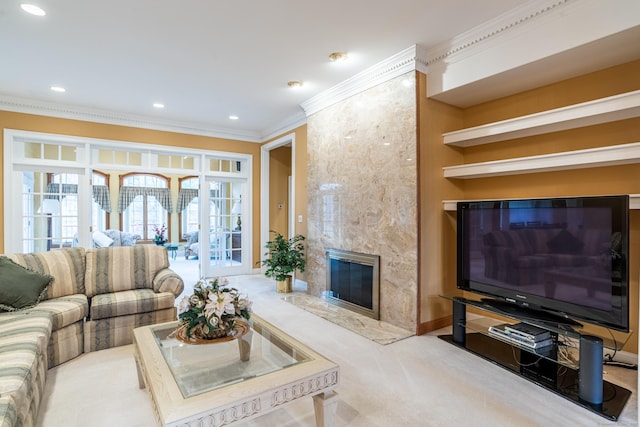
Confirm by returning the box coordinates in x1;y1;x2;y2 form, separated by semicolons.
229;115;239;120
153;103;164;109
50;86;65;92
329;52;348;62
287;81;303;88
21;4;46;16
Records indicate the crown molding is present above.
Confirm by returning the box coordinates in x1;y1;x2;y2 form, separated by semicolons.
260;110;308;142
424;0;571;67
0;95;263;143
300;45;428;117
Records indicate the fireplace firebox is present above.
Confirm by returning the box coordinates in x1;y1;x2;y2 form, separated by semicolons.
325;248;380;320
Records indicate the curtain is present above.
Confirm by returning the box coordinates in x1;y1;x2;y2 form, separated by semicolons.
117;186;173;213
44;183;78;200
176;188;199;213
43;183;111;212
92;185;111;212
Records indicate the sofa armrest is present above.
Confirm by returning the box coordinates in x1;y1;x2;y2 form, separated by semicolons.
152;268;184;296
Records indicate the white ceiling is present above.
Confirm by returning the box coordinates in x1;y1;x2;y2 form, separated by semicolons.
0;0;527;141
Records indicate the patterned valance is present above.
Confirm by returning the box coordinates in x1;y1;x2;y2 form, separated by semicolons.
117;186;173;213
92;185;111;213
44;183;111;212
175;188;226;212
44;183;78;200
176;188;199;213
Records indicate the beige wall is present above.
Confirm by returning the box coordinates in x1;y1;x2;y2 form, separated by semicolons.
420;59;640;351
0;111;262;264
417;71;465;332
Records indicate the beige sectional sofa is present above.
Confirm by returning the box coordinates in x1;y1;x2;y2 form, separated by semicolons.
0;245;184;427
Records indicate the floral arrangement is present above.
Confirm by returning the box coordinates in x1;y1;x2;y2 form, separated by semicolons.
176;277;252;340
153;224;167;245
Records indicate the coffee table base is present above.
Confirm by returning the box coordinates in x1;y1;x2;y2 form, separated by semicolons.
313;390;339;427
134;317;339;427
135;360;338;426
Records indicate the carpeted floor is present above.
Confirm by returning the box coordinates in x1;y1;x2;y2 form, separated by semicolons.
35;273;638;427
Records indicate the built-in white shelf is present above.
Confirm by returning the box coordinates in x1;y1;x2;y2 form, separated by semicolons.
443;141;640;179
443;90;640;147
443;195;640;211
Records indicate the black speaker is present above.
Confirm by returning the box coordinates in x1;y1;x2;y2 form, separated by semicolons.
579;335;603;404
452;298;466;345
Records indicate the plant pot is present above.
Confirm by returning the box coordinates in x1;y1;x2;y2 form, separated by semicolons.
276;276;292;293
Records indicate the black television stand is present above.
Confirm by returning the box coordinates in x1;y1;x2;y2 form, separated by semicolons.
438;297;631;421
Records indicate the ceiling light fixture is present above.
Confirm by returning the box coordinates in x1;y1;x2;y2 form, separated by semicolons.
287;81;303;88
21;4;46;16
229;115;239;120
50;86;65;92
329;52;348;62
153;103;164;109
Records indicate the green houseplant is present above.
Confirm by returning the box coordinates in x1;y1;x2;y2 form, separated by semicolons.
261;231;306;293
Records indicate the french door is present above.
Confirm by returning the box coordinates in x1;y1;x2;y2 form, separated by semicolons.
14;168;90;253
201;177;247;278
4;130;252;271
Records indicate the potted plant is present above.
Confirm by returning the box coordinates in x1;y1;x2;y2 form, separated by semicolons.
261;231;306;293
153;224;167;245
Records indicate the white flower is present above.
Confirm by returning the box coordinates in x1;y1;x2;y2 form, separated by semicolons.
177;296;191;315
237;296;252;313
205;291;234;318
224;301;236;315
189;294;205;309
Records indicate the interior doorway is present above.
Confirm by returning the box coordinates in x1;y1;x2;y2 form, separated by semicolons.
260;133;295;253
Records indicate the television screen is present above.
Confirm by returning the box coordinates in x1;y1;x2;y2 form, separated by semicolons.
457;195;629;331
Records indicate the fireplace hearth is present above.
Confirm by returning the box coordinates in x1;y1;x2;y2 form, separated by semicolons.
325;248;380;320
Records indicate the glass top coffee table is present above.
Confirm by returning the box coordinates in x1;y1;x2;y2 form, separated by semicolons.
133;314;339;426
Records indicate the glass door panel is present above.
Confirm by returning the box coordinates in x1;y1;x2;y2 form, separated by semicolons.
203;178;246;277
21;171;81;253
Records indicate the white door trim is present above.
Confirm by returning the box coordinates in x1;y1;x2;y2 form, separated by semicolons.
260;133;295;269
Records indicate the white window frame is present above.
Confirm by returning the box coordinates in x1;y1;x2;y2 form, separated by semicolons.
4;129;252;275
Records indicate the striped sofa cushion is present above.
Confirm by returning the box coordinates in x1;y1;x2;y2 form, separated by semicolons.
0;313;51;427
0;396;17;427
90;289;176;320
28;294;88;331
6;248;86;300
152;268;185;296
84;307;176;352
0;312;52;352
48;322;84;368
84;246;170;297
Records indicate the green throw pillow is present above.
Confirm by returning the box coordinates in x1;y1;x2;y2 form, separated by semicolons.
0;256;53;311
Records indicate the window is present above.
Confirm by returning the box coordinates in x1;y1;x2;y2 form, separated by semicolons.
178;177;199;240
92;171;110;231
45;173;79;249
119;173;171;240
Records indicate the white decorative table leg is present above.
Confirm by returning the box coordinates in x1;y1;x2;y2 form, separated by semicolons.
134;355;145;389
313;390;338;427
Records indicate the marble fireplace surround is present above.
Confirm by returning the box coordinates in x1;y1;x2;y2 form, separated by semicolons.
306;73;418;332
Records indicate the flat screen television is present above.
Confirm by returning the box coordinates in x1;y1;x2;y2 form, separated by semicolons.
457;195;629;331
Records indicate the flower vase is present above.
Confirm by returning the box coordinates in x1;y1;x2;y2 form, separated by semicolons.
174;320;250;345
